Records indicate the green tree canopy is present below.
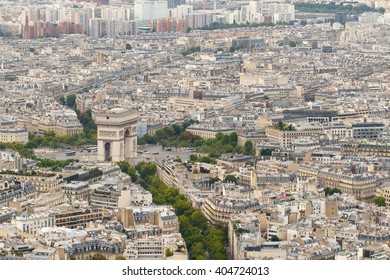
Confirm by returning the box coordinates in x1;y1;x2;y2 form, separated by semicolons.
289;41;297;48
243;140;255;155
135;162;157;180
59;96;66;105
271;236;280;242
209;177;221;184
374;196;386;207
66;94;76;108
324;187;342;196
223;175;237;183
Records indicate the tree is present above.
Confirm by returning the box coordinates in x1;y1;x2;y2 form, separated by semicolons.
374;196;386;207
136;162;157;179
174;199;192;216
190;242;206;259
91;254;107;260
163;126;175;138
260;148;274;156
190;211;207;230
189;154;198;162
125;43;132;50
176;244;185;252
181;46;201;56
29;48;35;53
215;132;223;140
221;134;230;145
209;177;221;184
300;20;307;26
243;140;254;155
117;161;130;173
66;94;76;108
379;7;385;14
115;256;126;260
229;132;238;147
154;129;166;141
142;134;157;144
289;41;297;48
172;124;182;136
224;175;237;183
165;248;173;257
271;236;280;242
59;96;66;105
324;187;342;196
229;46;242;52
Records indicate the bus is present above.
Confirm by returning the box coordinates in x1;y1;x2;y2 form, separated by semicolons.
65;150;76;156
87;145;98;152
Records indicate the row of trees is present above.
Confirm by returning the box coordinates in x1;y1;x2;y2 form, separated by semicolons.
117;161;228;260
274;121;295;131
138;120;198;146
295;3;379;14
324;187;342;196
0;142;35;158
181;46;201;56
59;94;76;109
0;101;97;166
140;121;257;158
26;109;97;149
36;158;78;170
200;21;289;31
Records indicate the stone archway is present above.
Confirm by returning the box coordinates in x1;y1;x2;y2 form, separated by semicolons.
104;142;111;161
124;128;131;159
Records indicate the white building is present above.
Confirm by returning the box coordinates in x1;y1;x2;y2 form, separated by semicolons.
134;0;169;22
169;5;193;20
124;237;165;260
0;128;28;144
13;212;56;235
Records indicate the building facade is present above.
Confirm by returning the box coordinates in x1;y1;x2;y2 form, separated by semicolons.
95;108;138;162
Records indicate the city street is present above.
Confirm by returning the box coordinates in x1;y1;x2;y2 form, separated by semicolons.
34;145;193;164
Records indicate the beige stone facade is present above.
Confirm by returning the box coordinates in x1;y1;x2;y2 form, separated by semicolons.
95;108;138;162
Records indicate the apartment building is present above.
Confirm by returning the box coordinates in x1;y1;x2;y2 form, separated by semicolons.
13;212;55;235
118;206;179;234
90;184;152;211
265;127;320;148
0;128;28;143
55;208;103;229
62;181;90;203
202;195;262;224
0;173;62;193
186;126;234;140
124;237;165;260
